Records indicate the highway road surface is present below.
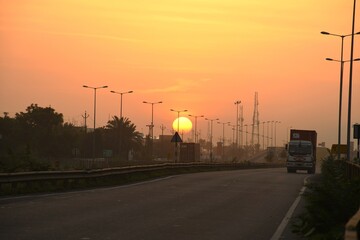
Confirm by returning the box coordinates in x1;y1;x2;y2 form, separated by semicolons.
0;168;308;240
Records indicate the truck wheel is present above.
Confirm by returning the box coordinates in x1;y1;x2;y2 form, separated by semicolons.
308;167;315;174
287;168;296;173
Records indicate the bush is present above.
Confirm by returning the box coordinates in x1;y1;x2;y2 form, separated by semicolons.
292;157;360;239
0;154;51;173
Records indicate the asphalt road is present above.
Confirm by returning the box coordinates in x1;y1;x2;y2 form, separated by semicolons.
0;168;308;240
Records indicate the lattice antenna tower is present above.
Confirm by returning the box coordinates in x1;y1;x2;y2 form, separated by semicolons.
240;105;244;147
251;92;260;146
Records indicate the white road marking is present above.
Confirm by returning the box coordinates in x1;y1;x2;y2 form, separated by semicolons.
270;177;309;240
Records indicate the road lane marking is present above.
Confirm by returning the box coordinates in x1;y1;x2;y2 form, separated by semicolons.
270;177;308;240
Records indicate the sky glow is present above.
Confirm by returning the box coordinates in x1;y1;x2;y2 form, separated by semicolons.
0;0;359;147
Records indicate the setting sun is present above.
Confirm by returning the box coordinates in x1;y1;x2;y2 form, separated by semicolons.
172;117;193;133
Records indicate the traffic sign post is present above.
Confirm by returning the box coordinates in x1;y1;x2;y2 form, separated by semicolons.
354;124;360;160
171;132;183;163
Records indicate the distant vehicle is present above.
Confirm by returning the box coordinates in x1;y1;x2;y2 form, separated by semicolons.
286;129;317;174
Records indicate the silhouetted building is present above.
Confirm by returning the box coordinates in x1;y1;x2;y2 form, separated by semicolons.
153;135;173;160
180;143;200;162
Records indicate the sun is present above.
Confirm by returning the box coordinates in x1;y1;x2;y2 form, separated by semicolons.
172;117;193;133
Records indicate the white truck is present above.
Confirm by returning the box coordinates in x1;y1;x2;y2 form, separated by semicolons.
286;129;317;174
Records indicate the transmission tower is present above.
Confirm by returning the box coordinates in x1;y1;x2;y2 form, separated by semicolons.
251;92;260;146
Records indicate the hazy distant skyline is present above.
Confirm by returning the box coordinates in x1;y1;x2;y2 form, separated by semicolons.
1;0;359;147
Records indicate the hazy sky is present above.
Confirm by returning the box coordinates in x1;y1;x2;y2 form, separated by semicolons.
1;0;359;148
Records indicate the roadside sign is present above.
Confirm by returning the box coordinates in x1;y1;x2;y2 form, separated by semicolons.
354;124;360;139
171;132;183;143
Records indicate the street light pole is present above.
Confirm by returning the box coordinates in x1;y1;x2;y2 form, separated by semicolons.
170;109;188;163
83;85;108;160
347;0;357;161
267;121;270;149
188;114;204;143
110;90;133;119
321;30;360;159
218;121;230;159
143;101;163;140
170;109;188;133
262;121;266;150
274;121;281;147
205;117;219;162
228;123;236;148
143;101;162;160
234;101;241;149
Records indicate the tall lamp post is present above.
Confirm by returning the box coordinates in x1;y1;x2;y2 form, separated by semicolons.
111;90;133;160
228;123;236;147
321;30;360;159
262;121;266;150
143;101;162;160
326;57;360;159
205;117;219;162
218;121;230;159
274;121;281;147
234;101;241;149
143;101;163;140
244;124;249;147
188;114;204;143
271;121;274;147
83;85;108;160
347;0;358;161
110;90;133;119
170;109;188;163
267;121;270;149
170;109;188;132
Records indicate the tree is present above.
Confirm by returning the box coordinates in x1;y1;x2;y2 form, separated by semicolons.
14;104;64;158
105;116;143;160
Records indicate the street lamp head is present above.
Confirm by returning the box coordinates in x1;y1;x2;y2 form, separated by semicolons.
321;31;330;35
83;85;89;88
354;58;360;61
158;101;163;104
128;91;134;93
143;101;148;104
356;31;360;35
102;86;108;88
110;90;116;93
326;58;334;61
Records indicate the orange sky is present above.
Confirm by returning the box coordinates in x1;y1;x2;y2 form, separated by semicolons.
1;0;359;148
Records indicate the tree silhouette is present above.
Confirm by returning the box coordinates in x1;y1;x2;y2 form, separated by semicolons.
14;104;64;158
105;116;142;160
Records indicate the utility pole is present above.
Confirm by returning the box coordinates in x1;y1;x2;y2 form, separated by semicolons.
82;111;90;133
160;124;166;136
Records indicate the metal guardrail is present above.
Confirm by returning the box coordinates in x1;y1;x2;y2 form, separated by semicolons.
345;208;360;240
344;161;360;180
0;162;284;195
344;161;360;240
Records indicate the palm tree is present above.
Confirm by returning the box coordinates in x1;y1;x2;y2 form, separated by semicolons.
105;116;142;160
